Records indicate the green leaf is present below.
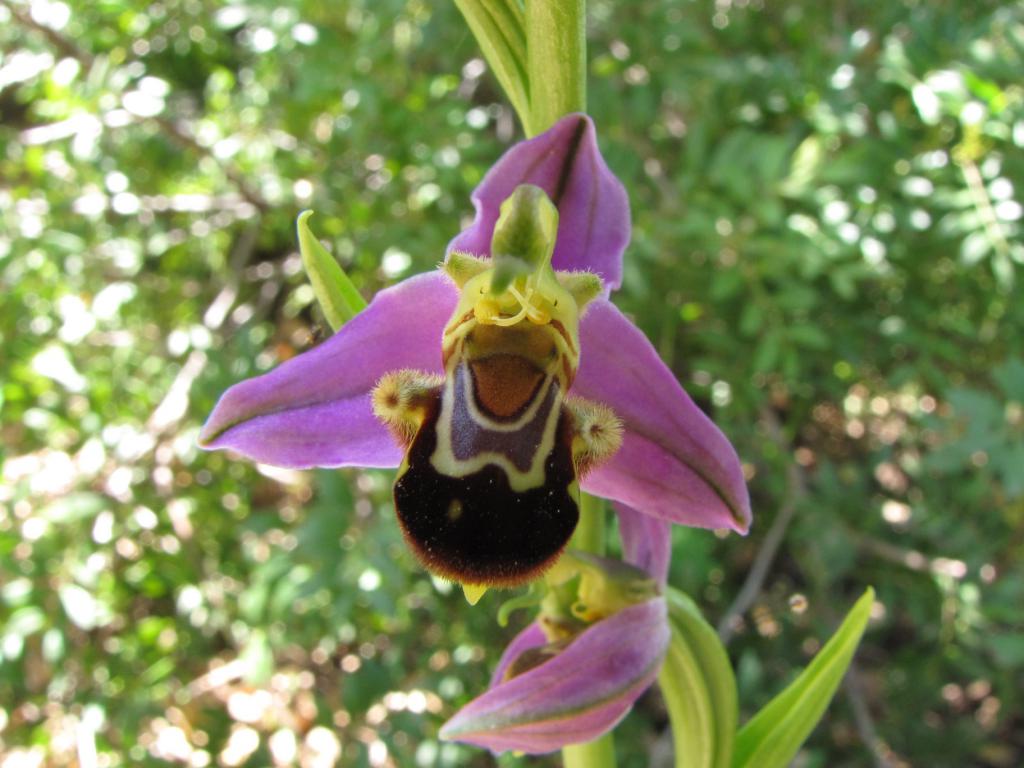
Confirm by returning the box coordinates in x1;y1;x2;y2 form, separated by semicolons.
779;136;824;197
562;733;616;768
787;324;830;351
738;303;763;337
241;628;275;685
752;329;782;374
140;657;176;686
993;357;1024;403
58;584;112;631
987;631;1024;668
661;589;737;768
454;0;530;129
39;492;105;524
732;588;875;768
5;606;46;639
297;211;367;331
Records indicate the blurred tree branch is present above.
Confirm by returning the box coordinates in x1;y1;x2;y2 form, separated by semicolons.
718;408;804;645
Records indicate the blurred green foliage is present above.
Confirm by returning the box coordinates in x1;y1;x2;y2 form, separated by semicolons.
1;0;1022;766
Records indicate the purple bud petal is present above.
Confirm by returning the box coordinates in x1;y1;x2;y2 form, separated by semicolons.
448;114;630;291
617;503;672;585
440;598;669;754
490;622;548;688
199;272;457;468
575;299;752;533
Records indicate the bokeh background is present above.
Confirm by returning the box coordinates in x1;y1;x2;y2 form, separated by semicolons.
1;0;1022;766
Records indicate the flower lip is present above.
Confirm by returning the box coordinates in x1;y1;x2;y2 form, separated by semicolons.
392;381;580;588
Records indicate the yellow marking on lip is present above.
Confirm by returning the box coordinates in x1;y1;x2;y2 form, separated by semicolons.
430;365;562;492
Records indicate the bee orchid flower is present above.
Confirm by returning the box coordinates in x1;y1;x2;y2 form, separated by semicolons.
199;113;751;589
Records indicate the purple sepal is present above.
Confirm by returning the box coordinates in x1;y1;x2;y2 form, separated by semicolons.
617;503;672;586
440;599;669;754
448;114;630;291
199;272;457;468
575;299;752;533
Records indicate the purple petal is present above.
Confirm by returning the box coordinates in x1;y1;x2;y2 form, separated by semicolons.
490;622;548;688
448;114;630;291
617;503;672;586
575;299;752;533
199;271;457;468
440;598;669;754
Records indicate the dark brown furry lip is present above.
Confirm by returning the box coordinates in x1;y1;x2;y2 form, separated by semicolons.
394;394;578;587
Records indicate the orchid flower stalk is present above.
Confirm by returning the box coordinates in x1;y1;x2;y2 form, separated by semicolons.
198;1;876;762
199;112;752;759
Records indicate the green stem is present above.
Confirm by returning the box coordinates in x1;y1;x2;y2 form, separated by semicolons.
563;495;615;767
524;0;586;136
507;4;606;765
562;731;616;768
572;491;607;555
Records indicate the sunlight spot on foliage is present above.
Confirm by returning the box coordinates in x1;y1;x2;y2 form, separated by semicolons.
995;200;1022;221
882;500;912;525
381;248;411;278
269;729;298;764
29;0;69;30
909;209;932;230
303;726;341;768
73;188;108;217
960;101;986;126
831;64;855;90
32;344;85;392
250;28;277;54
221;725;260;766
0;51;54;89
358;568;382;592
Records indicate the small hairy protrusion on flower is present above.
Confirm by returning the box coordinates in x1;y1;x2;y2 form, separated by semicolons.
555;270;604;312
371;369;442;446
442;251;491;288
566;396;623;477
